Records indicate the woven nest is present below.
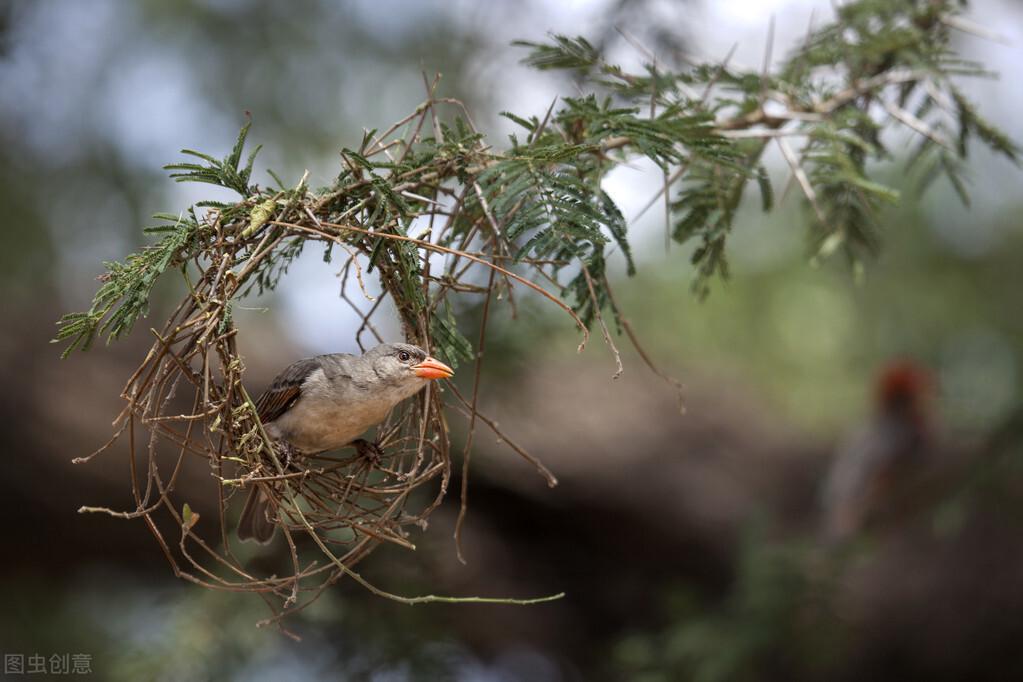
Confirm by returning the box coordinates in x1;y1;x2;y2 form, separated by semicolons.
74;95;583;632
89;242;455;619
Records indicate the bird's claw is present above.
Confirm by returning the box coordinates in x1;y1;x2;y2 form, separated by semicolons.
352;438;385;465
271;440;298;470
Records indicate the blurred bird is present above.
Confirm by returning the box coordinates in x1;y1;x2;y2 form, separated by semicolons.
237;343;453;543
821;361;934;542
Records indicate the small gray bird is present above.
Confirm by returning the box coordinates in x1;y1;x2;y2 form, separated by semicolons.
237;342;454;543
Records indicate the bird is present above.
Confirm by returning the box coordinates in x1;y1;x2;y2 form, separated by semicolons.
821;361;933;543
237;342;454;544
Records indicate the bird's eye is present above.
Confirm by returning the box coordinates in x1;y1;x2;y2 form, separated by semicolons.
398;351;411;362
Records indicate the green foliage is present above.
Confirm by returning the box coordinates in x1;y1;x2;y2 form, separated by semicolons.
518;0;1016;287
950;85;1020;162
512;35;600;72
431;302;474;368
55;0;1017;357
54;211;206;357
164;119;261;197
671;144;756;296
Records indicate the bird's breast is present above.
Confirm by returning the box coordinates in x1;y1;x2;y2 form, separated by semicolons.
268;397;389;453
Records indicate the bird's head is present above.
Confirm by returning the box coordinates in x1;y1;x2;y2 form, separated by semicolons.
366;343;454;388
875;360;933;416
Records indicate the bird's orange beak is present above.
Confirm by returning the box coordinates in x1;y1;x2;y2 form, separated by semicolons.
413;356;454;380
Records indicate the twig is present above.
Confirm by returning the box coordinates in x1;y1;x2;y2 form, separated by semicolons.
776;136;828;228
273;219;591;350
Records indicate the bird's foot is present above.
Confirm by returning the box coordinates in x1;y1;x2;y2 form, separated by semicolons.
271;440;298;471
352;438;385;466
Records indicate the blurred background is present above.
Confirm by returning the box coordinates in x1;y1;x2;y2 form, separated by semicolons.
2;0;1023;680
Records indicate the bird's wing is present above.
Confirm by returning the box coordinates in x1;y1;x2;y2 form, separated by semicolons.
822;415;919;538
254;357;323;424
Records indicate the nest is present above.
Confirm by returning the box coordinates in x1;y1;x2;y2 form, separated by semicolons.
83;246;456;621
74;93;584;632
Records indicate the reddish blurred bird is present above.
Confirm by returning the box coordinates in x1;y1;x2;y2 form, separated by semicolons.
821;361;934;542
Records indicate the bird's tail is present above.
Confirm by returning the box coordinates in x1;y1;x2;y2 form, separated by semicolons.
237;485;276;544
